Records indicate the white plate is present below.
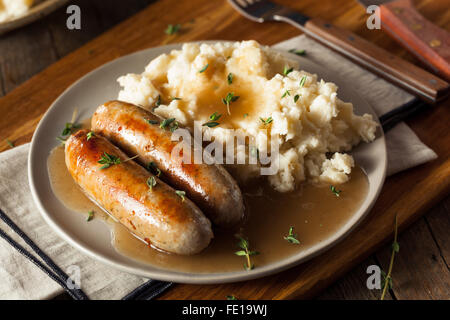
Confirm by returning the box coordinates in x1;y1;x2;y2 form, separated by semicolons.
28;42;387;284
0;0;69;36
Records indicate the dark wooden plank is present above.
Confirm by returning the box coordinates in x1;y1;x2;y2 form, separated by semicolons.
0;19;57;94
375;217;450;299
425;195;450;269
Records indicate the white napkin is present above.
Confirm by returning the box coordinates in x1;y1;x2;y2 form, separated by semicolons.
0;35;437;300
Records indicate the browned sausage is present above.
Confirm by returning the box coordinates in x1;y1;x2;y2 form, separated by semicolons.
65;129;213;255
91;100;245;228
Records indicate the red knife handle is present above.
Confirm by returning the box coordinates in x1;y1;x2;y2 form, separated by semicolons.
302;17;449;103
380;0;450;81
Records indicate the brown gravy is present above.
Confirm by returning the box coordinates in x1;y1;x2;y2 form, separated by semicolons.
48;124;368;273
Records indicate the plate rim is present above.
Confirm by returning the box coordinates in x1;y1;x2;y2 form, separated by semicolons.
0;0;70;35
28;41;387;284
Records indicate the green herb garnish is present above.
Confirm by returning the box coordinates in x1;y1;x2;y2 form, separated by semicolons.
175;190;186;202
222;92;240;115
147;119;159;125
170;120;179;132
284;226;300;244
160;118;176;130
6;139;14;148
330;185;341;197
171;97;182;101
381;215;399;300
87;210;94;222
294;94;300;103
203;122;219;128
209;112;222;121
56;137;67;145
260;116;273;125
61;122;81;137
288;48;306;56
147;162;161;177
146;176;157;192
226;295;238;300
299;75;307;87
155;95;161;107
86;131;95;141
227;73;234;85
281;90;290;98
203;112;222;127
98;152;121;169
199;64;209;73
243;113;249;118
235;236;259;271
283;66;294;76
165;24;181;35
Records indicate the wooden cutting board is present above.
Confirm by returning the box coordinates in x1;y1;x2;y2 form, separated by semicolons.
0;0;448;299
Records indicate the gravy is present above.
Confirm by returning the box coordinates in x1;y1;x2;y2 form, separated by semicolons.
48;140;368;273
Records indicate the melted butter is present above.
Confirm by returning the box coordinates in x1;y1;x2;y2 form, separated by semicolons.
48;137;368;273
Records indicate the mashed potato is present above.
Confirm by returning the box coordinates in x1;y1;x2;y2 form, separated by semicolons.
0;0;34;23
117;41;377;192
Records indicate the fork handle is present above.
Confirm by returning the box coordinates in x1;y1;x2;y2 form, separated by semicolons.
277;16;449;103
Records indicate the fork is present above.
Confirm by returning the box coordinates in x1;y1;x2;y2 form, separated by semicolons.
228;0;449;104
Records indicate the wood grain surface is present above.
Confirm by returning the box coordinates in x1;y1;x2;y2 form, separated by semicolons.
0;0;448;300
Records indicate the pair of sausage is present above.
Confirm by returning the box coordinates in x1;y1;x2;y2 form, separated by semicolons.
65;101;245;255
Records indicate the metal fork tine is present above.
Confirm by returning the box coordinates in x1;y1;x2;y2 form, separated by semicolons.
228;0;279;23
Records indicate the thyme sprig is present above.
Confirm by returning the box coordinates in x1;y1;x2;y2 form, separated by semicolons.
175;190;186;202
284;226;300;244
299;75;307;88
235;236;259;271
87;210;94;222
288;48;306;56
98;152;121;169
380;215;400;300
260;116;273;125
61;108;80;137
146;176;157;192
281;90;290;98
6;139;14;148
86;131;95;141
199;64;209;73
227;73;234;85
203;112;222;128
330;185;341;197
160;118;179;132
147;161;161;177
283;66;293;76
222;92;239;115
165;24;181;35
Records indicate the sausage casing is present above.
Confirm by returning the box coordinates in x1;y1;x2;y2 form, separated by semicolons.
65;129;213;255
91;101;245;228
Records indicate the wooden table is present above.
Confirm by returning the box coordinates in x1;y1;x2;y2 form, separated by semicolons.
0;0;448;300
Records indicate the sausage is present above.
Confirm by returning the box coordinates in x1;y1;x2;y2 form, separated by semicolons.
91;100;245;228
65;129;213;255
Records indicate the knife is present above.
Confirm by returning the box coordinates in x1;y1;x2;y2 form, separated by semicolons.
357;0;450;81
229;0;450;103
